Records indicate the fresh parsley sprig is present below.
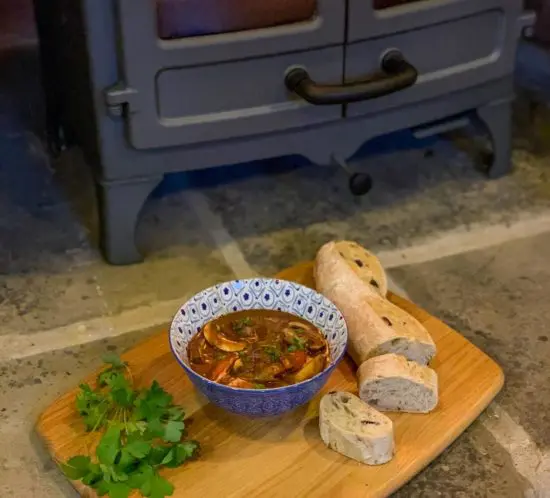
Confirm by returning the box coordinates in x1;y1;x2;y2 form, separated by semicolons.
61;354;199;498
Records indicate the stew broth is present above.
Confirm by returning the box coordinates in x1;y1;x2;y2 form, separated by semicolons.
187;310;330;389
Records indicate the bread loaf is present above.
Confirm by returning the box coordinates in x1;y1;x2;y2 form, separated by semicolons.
315;242;436;365
358;354;438;413
319;391;394;465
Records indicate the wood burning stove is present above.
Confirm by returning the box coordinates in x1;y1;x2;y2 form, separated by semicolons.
34;0;534;264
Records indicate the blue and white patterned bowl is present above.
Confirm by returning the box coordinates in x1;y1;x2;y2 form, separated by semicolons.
169;278;348;417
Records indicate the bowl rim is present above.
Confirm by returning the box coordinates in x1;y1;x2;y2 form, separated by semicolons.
168;277;348;393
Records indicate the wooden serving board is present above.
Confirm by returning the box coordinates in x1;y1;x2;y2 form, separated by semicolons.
37;262;504;498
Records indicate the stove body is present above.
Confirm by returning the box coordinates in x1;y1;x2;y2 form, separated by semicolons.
35;0;532;264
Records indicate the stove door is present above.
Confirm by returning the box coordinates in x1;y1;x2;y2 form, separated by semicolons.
110;0;345;150
347;0;523;42
344;1;522;117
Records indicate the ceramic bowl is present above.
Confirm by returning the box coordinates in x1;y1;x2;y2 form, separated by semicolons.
169;278;347;417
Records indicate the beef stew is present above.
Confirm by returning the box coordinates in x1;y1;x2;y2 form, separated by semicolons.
187;310;330;389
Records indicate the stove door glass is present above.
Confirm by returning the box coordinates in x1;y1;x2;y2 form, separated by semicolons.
157;0;317;39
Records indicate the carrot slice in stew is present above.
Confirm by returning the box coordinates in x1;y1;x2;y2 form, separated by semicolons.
211;355;237;382
282;351;308;372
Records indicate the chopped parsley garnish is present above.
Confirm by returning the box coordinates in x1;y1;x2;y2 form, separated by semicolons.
238;351;251;365
214;350;228;360
263;346;281;362
253;383;266;389
232;317;253;334
287;335;307;352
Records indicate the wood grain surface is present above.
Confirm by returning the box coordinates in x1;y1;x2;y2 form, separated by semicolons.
36;262;504;498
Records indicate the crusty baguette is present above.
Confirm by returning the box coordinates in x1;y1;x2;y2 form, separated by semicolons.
315;242;436;365
319;391;394;465
333;240;388;296
358;354;438;413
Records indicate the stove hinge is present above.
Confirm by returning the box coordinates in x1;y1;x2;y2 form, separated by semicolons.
104;83;139;117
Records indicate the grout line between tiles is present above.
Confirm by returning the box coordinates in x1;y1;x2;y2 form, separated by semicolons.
181;190;259;279
377;211;550;270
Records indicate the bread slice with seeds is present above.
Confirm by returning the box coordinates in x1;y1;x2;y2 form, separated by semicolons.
315;242;436;365
319;391;394;465
358;354;438;413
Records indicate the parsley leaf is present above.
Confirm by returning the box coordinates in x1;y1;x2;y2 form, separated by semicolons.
161;441;199;468
141;474;174;498
163;420;185;443
106;482;132;498
61;455;91;480
108;374;134;407
116;448;137;471
96;426;121;465
147;446;171;466
173;441;199;465
126;463;154;488
134;381;173;422
96;479;111;496
125;437;151;459
102;353;126;368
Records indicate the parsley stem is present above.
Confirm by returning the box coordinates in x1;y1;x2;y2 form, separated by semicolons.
89;402;111;433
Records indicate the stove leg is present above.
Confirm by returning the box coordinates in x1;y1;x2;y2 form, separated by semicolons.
97;176;164;265
476;100;513;179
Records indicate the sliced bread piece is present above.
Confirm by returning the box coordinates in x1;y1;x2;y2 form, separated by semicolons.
315;242;436;365
360;294;436;365
319;391;394;465
358;354;438;413
333;240;388;296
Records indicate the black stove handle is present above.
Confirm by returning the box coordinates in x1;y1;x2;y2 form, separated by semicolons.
285;50;418;106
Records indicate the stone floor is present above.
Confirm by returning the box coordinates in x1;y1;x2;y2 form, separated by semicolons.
2;41;550;496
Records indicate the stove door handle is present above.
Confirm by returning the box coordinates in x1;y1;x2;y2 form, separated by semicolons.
285;50;418;106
